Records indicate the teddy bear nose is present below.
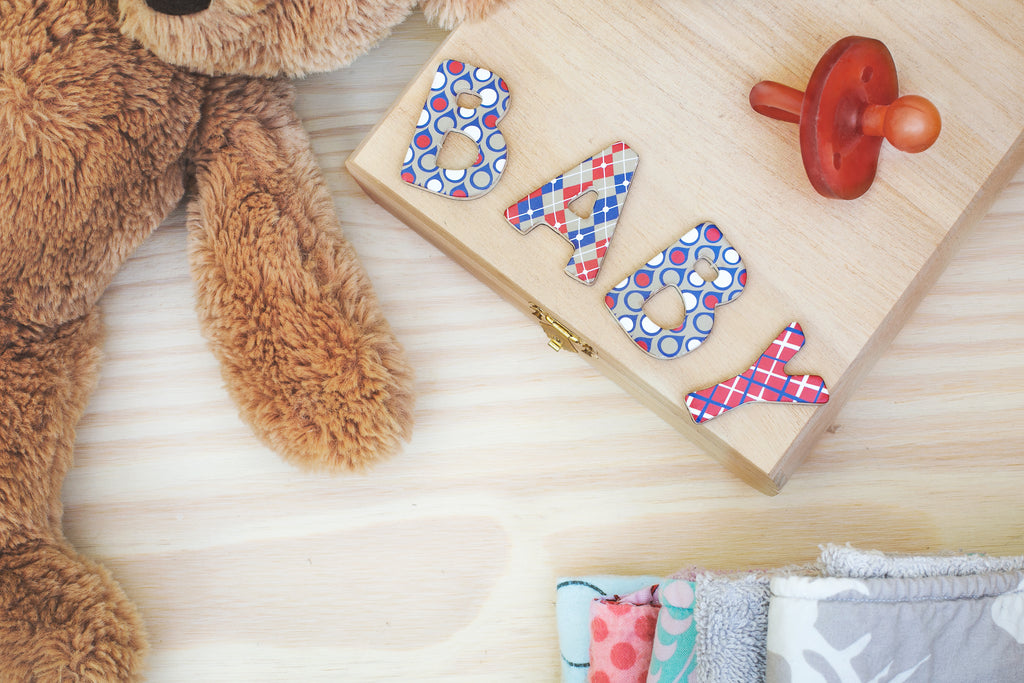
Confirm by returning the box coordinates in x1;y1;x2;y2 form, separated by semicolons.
145;0;212;15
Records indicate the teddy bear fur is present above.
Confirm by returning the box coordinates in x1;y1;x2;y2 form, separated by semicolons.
0;0;501;679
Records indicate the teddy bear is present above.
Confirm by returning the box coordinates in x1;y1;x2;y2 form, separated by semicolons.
0;0;502;679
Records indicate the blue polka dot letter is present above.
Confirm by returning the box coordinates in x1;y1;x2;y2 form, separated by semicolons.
604;222;747;360
402;60;510;198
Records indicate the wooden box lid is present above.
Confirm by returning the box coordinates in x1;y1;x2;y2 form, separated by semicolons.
348;0;1024;493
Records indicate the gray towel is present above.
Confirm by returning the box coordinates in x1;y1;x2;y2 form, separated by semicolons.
693;572;773;683
820;543;1024;579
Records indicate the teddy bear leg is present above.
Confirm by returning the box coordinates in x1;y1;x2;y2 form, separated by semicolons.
0;313;147;681
189;77;414;472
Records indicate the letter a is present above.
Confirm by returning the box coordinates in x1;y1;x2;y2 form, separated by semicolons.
504;142;639;285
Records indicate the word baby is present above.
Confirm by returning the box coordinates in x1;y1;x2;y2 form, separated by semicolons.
402;61;829;422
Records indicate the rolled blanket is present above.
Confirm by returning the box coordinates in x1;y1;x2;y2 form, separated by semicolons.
647;580;698;683
588;587;661;682
692;572;772;683
820;543;1024;579
766;570;1024;682
557;576;661;682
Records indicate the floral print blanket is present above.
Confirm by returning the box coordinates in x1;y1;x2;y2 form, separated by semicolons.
767;571;1024;682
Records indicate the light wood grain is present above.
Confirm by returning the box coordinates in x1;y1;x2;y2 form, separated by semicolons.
348;0;1024;492
67;10;1024;682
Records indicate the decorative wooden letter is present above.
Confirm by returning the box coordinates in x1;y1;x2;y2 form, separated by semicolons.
402;60;510;198
685;322;830;424
504;142;639;285
605;222;746;359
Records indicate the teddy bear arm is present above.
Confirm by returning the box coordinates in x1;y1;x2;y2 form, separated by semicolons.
187;76;414;471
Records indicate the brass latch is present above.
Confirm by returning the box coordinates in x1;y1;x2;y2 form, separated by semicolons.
529;304;596;357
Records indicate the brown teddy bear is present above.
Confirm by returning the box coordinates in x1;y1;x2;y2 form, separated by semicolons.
0;0;501;679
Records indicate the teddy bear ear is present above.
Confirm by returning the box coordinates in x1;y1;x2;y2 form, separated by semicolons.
117;0;420;78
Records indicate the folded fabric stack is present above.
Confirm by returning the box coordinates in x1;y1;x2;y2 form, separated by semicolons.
556;545;1024;682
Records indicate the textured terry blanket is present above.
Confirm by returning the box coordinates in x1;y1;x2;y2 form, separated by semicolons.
766;571;1024;682
819;543;1024;579
693;572;773;683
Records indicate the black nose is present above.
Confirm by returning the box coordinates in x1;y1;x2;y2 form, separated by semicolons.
145;0;212;15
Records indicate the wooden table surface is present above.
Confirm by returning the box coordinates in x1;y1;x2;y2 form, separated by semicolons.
70;13;1024;681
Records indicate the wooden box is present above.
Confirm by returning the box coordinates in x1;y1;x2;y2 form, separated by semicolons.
347;0;1024;494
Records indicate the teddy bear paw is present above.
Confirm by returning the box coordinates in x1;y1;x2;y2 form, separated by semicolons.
420;0;507;28
242;322;416;473
0;540;147;682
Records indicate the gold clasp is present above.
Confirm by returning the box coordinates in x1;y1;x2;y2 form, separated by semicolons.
529;304;596;357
